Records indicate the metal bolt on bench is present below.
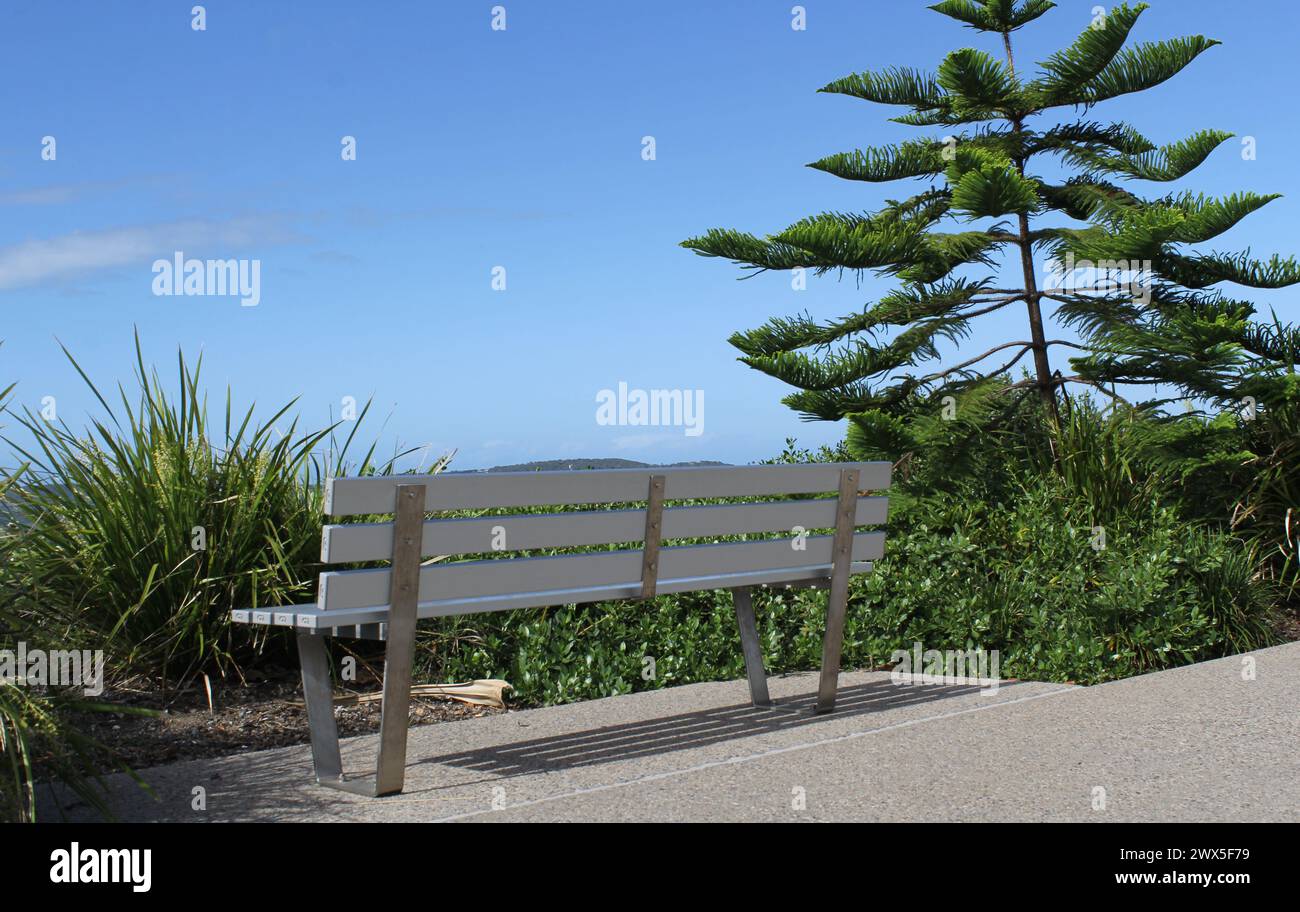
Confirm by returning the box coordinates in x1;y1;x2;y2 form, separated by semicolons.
232;462;891;796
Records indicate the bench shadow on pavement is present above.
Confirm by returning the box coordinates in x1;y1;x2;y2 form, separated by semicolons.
45;678;1016;820
419;678;1015;780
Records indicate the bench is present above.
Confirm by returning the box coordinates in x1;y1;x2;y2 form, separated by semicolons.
231;461;891;796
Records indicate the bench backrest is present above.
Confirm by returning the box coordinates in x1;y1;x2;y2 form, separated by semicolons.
311;462;890;626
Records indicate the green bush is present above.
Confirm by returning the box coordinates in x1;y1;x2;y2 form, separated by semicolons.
410;468;1277;702
854;476;1276;684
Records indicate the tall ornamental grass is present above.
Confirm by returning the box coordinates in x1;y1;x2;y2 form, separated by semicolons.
2;373;146;823
3;334;394;685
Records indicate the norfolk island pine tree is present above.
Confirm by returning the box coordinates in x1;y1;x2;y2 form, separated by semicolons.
682;1;1300;471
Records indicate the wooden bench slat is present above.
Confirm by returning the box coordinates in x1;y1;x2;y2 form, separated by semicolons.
323;462;891;517
236;561;875;630
320;496;890;564
318;531;885;612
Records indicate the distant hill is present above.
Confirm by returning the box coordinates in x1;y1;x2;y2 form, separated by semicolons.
455;458;730;474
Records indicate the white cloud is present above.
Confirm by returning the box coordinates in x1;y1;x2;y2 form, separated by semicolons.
0;215;306;291
0;174;178;206
0;185;85;206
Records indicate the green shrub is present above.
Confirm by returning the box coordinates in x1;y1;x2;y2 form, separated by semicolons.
853;475;1276;684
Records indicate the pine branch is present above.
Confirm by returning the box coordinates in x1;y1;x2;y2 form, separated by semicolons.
1241;314;1300;364
1064;129;1232;182
899;230;1006;283
891;108;1001;127
918;339;1033;383
1031;2;1148;106
1030;121;1156;157
947;148;1041;216
808;140;947;183
729;278;998;357
784;380;920;421
1163;192;1282;244
819;67;945;107
1075;35;1222;105
771;215;926;271
680;229;824;272
1036;178;1142;221
929;0;1001;31
938;48;1018;113
929;0;1057;32
1159;251;1300;290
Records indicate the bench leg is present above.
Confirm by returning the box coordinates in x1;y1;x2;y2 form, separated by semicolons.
298;617;419;798
731;587;770;707
301;484;426;798
816;467;860;714
372;483;425;796
297;632;344;785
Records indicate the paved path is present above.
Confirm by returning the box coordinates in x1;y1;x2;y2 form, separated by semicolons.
43;643;1299;822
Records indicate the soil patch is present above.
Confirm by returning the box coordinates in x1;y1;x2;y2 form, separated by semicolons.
74;664;506;773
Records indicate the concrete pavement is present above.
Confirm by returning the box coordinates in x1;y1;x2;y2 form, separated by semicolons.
42;642;1300;822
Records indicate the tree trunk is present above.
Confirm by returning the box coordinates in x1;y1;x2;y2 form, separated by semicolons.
1015;213;1059;420
1003;30;1059;424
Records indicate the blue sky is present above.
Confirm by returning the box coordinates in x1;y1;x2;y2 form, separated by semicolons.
2;0;1298;471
